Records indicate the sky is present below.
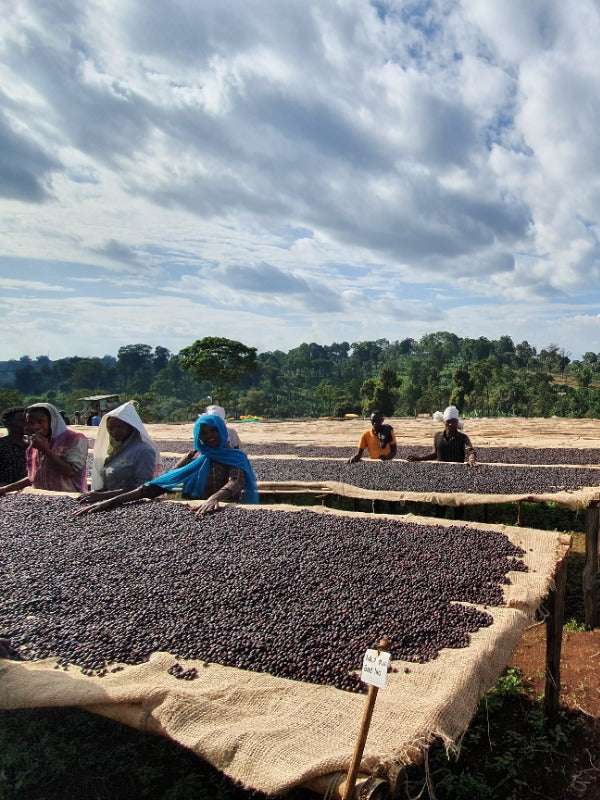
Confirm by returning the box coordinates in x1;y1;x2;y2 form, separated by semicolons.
2;0;600;363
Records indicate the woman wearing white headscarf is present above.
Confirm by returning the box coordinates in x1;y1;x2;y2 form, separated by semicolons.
74;413;258;518
0;402;88;496
76;401;162;504
407;406;477;466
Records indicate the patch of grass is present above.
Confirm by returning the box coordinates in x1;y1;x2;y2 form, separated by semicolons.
401;667;574;800
563;617;587;633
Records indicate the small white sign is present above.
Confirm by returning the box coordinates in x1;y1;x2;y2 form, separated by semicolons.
360;648;391;688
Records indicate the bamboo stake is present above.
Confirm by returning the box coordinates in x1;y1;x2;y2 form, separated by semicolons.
343;636;390;800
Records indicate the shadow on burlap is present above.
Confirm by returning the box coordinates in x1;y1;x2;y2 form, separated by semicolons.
0;504;569;796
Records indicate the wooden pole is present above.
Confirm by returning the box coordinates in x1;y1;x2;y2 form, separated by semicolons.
583;502;599;630
343;637;390;800
303;772;389;799
544;557;567;723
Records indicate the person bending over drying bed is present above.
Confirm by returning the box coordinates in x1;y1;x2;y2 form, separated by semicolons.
347;411;397;463
406;405;477;467
73;413;259;517
0;403;88;496
76;401;163;505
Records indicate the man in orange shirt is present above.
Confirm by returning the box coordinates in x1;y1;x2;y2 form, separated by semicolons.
347;411;397;463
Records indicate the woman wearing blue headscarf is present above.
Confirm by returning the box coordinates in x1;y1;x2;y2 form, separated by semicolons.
74;414;258;517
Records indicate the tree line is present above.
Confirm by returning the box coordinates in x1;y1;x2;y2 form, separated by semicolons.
1;332;600;421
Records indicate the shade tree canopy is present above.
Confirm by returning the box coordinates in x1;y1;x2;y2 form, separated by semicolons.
178;337;258;404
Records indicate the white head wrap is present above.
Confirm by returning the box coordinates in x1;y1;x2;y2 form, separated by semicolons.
205;405;226;420
442;405;460;422
91;401;162;490
26;402;68;441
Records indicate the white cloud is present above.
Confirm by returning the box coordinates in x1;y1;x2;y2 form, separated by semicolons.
0;0;600;361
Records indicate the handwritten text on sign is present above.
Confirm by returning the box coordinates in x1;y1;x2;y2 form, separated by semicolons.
360;648;391;688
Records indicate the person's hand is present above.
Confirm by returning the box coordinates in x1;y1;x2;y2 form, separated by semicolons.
75;491;104;505
467;458;478;469
72;496;118;517
29;433;50;453
347;455;360;464
194;497;220;515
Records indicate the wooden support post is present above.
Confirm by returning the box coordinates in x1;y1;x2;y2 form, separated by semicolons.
583;502;599;630
544;558;567;723
343;637;390;800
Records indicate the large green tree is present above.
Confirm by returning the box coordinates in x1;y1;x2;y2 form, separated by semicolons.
178;337;257;404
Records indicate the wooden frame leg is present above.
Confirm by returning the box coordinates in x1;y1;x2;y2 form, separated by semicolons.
583;502;599;630
544;558;567;723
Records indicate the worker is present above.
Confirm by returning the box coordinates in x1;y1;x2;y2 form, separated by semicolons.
407;405;476;520
73;413;258;517
0;407;28;486
75;401;162;505
204;404;242;448
347;411;397;463
406;406;477;466
0;403;88;496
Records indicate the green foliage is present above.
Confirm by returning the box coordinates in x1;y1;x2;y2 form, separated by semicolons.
3;331;600;421
178;338;257;404
0;388;24;414
563;618;586;633
404;668;574;800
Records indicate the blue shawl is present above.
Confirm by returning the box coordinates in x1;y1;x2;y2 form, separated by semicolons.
147;414;259;503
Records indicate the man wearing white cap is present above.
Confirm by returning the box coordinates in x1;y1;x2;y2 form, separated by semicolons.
407;406;477;466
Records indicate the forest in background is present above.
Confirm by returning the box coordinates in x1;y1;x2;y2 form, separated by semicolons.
1;332;600;422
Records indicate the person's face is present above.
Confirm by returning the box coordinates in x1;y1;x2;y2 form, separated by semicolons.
200;423;220;448
7;411;25;436
25;409;51;438
107;417;134;443
371;416;384;432
444;418;459;434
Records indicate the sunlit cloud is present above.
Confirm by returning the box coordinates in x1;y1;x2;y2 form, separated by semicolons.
1;0;600;360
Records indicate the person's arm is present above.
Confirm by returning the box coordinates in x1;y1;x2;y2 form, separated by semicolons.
407;450;436;462
348;432;369;463
76;489;126;505
195;466;245;515
172;450;197;470
347;448;365;464
408;432;439;462
72;483;163;516
380;430;397;461
380;443;397;461
464;436;477;468
0;476;32;497
30;434;82;480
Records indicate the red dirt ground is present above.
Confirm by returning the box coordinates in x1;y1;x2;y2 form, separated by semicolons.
509;626;600;800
